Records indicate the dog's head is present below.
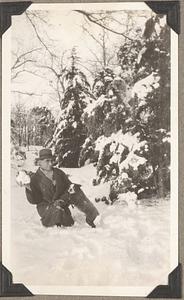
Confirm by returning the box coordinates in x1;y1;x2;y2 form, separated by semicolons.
68;184;75;194
68;183;81;194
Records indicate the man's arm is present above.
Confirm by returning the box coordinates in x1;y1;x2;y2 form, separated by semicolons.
25;177;43;205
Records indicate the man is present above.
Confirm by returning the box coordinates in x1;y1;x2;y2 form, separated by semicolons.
25;148;99;228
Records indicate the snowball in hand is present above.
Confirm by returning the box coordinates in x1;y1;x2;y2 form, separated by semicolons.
16;170;31;186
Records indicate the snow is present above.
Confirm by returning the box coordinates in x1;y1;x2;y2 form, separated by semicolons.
117;192;137;204
119;152;147;171
57;119;67;130
83;95;109;116
72;121;77;129
10;150;170;289
81;137;91;148
63;150;71;159
95;131;148;172
163;136;170;143
121;172;129;180
104;75;113;81
137;46;147;64
138;188;144;194
16;170;31;186
132;73;160;99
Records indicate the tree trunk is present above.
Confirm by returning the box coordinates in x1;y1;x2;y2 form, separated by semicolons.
152;163;158;193
24;123;27;146
157;163;166;198
18;127;21;146
27;131;30;151
102;32;107;68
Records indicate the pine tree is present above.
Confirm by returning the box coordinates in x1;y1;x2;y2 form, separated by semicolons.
80;67;128;167
86;15;170;202
126;15;170;198
51;48;93;167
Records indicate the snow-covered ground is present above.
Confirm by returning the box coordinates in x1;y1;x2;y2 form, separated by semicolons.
10;150;170;290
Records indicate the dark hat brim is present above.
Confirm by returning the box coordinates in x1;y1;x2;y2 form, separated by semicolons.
35;155;54;162
39;155;54;160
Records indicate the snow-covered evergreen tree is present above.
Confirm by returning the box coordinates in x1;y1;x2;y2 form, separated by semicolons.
126;15;170;198
84;15;170;202
80;67;128;166
50;48;93;167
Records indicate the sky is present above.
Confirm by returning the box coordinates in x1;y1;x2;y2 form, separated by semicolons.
11;3;153;114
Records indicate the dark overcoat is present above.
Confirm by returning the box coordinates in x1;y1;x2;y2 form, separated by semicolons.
25;167;74;227
25;167;99;227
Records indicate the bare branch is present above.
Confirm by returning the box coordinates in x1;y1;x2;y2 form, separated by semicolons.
25;12;56;58
108;16;127;27
11;69;47;80
82;25;103;48
36;63;65;95
56;78;63;103
11;90;42;96
13;59;36;70
16;48;41;61
11;70;25;80
74;10;134;41
87;47;102;65
35;64;59;78
27;11;48;24
77;62;95;77
12;48;41;70
22;70;47;79
107;53;115;64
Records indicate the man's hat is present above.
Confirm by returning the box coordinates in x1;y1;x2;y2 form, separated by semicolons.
38;148;53;160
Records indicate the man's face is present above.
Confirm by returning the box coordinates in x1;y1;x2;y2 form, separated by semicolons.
38;158;53;171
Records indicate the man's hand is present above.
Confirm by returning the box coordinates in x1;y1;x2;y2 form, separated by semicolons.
25;183;32;191
54;199;67;209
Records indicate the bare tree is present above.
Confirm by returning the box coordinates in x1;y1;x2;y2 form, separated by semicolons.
11;10;144;102
11;102;27;146
80;18;120;78
12;11;67;105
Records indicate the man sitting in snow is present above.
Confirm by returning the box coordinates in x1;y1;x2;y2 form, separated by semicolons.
24;148;99;228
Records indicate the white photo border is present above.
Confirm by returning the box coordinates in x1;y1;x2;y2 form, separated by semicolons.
2;2;178;297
